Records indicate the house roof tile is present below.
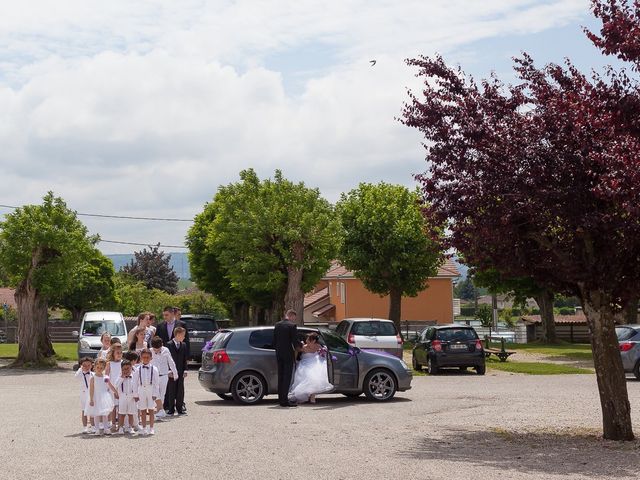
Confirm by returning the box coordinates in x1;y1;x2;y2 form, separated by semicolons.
322;258;460;280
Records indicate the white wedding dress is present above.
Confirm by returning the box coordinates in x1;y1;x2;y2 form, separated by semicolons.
288;351;334;403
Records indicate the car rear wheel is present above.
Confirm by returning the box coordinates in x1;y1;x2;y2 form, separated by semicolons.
216;393;233;401
634;361;640;380
476;364;486;375
363;369;397;401
231;372;266;405
412;354;423;371
427;357;439;375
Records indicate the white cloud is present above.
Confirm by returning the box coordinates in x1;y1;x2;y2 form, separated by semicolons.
0;0;590;253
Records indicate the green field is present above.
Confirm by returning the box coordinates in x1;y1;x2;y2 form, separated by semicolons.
0;343;76;361
486;357;593;375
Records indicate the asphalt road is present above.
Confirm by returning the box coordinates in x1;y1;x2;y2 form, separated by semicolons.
2;367;640;480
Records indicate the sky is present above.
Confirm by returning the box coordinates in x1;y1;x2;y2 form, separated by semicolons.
0;0;617;254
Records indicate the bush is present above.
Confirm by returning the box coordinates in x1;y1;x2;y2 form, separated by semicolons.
460;306;476;317
475;304;493;327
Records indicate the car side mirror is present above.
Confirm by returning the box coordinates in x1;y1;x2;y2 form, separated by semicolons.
72;331;79;338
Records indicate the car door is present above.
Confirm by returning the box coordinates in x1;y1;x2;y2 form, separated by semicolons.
320;329;358;390
419;328;434;363
414;328;428;363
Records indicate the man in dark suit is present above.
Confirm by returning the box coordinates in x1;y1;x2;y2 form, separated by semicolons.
156;306;190;356
166;326;188;414
274;310;303;407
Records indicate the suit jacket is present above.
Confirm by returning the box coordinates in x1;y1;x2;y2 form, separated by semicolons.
274;320;301;360
157;320;190;356
167;340;188;375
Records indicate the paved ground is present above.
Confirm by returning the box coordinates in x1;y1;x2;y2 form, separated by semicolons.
2;366;640;480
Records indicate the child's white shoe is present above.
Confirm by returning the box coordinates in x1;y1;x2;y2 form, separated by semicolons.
82;426;89;434
104;428;112;435
117;428;124;435
149;427;155;435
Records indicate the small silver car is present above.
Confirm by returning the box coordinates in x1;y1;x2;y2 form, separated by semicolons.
335;318;404;359
617;325;640;379
198;326;412;405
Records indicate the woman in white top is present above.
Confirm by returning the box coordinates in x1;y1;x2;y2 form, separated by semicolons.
129;327;148;354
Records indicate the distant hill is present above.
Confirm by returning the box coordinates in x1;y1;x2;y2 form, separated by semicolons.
453;256;468;280
107;252;191;280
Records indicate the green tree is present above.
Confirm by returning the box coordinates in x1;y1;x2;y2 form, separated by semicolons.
174;291;228;319
454;277;477;301
113;273;174;317
54;249;116;323
191;169;339;324
0;193;96;366
121;244;179;294
475;304;493;328
337;183;444;330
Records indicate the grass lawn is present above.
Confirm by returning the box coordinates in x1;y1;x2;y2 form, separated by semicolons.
501;342;593;361
486;357;593;375
0;342;76;361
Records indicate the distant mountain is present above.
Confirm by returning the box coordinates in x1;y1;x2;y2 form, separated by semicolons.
452;255;468;280
107;252;191;280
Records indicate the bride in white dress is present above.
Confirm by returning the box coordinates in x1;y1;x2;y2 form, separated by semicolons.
288;333;334;404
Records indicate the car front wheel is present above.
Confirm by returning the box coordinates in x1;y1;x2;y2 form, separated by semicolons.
412;353;423;371
363;369;397;401
231;372;266;405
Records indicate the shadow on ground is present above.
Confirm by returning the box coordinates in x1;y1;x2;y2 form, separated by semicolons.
397;428;640;478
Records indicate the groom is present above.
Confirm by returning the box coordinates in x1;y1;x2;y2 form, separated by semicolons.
274;310;303;408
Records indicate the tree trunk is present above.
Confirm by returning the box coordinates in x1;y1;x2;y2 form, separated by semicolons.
14;280;55;367
581;288;634;441
623;295;638;325
284;266;304;325
388;287;402;333
232;301;250;327
534;290;557;343
70;307;84;325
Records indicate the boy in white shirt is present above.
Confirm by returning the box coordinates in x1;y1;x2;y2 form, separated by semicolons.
133;349;160;435
74;357;94;434
150;336;178;419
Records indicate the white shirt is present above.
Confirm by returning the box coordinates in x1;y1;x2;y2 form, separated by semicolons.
133;364;160;397
115;375;136;397
75;368;93;393
151;346;178;378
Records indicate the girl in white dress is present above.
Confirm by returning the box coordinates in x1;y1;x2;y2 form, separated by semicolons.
97;332;111;359
288;333;334;404
105;344;123;432
85;358;118;435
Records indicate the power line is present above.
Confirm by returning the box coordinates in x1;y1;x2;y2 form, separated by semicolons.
99;239;188;249
0;204;193;222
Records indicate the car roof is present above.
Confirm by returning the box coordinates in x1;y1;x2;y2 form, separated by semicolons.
180;314;216;319
343;318;393;323
433;323;476;329
83;311;124;321
617;324;640;330
221;325;322;333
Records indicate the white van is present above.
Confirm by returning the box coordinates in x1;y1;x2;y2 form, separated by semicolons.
335;318;404;359
73;311;128;360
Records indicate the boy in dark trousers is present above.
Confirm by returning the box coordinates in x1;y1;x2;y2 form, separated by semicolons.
166;326;188;415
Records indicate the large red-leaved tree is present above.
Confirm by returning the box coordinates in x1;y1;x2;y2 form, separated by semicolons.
401;0;640;440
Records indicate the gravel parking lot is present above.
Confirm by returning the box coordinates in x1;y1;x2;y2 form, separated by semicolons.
2;367;640;480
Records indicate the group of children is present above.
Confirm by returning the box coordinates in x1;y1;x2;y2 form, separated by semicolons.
75;324;188;436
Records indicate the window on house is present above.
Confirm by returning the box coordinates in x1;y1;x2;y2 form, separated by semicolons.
340;283;345;304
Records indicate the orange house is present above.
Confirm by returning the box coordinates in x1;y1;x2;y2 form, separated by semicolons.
303;259;460;325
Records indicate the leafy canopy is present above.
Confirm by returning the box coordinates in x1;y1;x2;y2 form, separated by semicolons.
0;192;97;299
337;183;443;297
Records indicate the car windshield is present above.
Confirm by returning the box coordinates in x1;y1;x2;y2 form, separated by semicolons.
436;328;478;342
351;321;397;336
82;320;125;336
616;327;637;342
184;318;217;331
319;329;350;353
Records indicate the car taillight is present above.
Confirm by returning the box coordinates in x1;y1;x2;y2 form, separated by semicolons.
348;333;355;344
212;350;230;363
432;340;442;352
620;342;634;352
397;334;403;346
475;340;483;351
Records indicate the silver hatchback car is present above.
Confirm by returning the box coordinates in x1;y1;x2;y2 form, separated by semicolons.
617;325;640;378
198;326;412;405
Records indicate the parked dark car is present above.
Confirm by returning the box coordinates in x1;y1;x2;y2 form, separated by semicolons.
616;324;640;379
181;314;219;362
412;324;485;375
198;326;413;404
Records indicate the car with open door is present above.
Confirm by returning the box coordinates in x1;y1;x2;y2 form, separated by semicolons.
412;324;485;375
198;326;412;405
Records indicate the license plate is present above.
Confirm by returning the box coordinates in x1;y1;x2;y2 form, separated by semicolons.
450;344;467;350
191;337;204;342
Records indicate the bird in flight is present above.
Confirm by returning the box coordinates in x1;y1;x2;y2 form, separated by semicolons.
370;60;376;66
